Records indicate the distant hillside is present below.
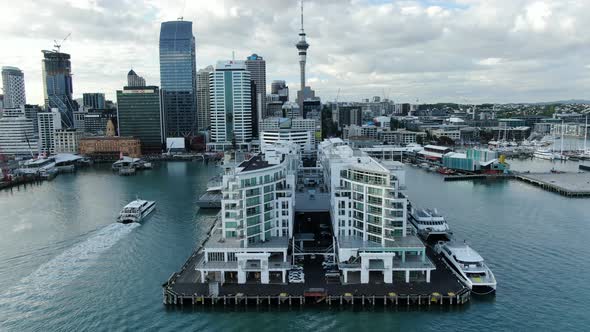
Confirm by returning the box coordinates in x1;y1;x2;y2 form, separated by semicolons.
530;99;590;105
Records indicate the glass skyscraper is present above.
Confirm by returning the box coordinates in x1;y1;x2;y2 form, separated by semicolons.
42;50;76;128
159;20;197;138
116;86;163;154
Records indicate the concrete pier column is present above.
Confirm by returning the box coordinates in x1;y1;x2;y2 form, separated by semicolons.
361;270;369;284
426;270;431;283
200;270;205;282
402;251;406;263
220;271;225;284
405;270;410;283
237;270;246;284
282;270;286;283
384;270;393;284
261;271;270;284
343;270;348;284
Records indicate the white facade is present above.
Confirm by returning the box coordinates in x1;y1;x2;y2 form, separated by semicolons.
380;130;426;145
210;60;252;144
54;129;82;154
1;66;26;109
195;143;299;284
38;109;62;155
0;115;37;156
318;138;434;284
260;130;315;156
431;129;461;141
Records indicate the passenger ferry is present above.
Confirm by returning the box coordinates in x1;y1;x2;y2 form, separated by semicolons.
434;240;497;295
409;208;451;240
117;199;156;224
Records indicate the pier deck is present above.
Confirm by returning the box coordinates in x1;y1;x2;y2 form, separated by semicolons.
514;172;590;197
163;247;470;307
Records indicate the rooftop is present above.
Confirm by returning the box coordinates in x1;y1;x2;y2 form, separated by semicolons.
238;155;273;172
444;241;484;263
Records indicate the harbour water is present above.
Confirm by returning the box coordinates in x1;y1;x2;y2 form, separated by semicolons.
0;160;588;331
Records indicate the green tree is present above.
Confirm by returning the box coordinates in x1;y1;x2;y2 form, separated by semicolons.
390;118;401;130
416;135;424;145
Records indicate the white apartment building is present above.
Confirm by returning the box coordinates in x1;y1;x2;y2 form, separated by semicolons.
343;125;379;140
431;128;461;142
319;138;434;284
38;109;62;155
259;117;320;157
380;129;426;145
0;114;37;156
195;142;299;284
209;60;252;150
54;129;82;154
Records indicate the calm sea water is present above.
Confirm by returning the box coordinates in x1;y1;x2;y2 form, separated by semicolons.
0;160;588;331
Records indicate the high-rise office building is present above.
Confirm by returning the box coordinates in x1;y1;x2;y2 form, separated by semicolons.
127;69;146;87
37;108;62;154
159;20;197;138
250;80;259;139
23;104;41;135
196;65;214;131
82;93;106;109
245;54;266;118
84;109;117;136
271;80;289;103
209;61;252;148
116;86;163;154
1;66;26;109
42;50;75;127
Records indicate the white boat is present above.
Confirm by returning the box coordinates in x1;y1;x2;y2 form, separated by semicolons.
435;240;497;294
533;149;555;160
117;199;156;224
533;149;568;161
409;208;451;240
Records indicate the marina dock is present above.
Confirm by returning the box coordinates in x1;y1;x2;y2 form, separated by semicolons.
162;247;470;307
514;172;590;197
443;174;513;181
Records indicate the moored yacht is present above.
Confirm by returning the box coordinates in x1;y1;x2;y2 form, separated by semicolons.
435;240;496;294
117;199;156;224
409;208;451;240
533;148;568;161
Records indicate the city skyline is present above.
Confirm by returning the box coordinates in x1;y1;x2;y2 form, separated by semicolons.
1;0;590;105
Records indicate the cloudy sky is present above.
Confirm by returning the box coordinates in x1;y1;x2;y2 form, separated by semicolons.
1;0;589;105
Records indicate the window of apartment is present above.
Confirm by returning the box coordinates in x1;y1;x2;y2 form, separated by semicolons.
368;234;380;244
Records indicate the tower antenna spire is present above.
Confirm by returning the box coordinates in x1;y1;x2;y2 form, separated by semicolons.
300;0;304;32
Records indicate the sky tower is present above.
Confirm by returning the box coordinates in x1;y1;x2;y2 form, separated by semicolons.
296;0;309;111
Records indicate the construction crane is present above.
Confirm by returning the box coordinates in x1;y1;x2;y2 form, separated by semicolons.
53;33;71;53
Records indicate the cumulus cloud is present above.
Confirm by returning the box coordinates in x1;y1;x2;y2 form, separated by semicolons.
0;0;589;104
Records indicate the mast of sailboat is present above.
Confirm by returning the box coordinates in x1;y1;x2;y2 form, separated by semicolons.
584;115;588;153
560;120;564;156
